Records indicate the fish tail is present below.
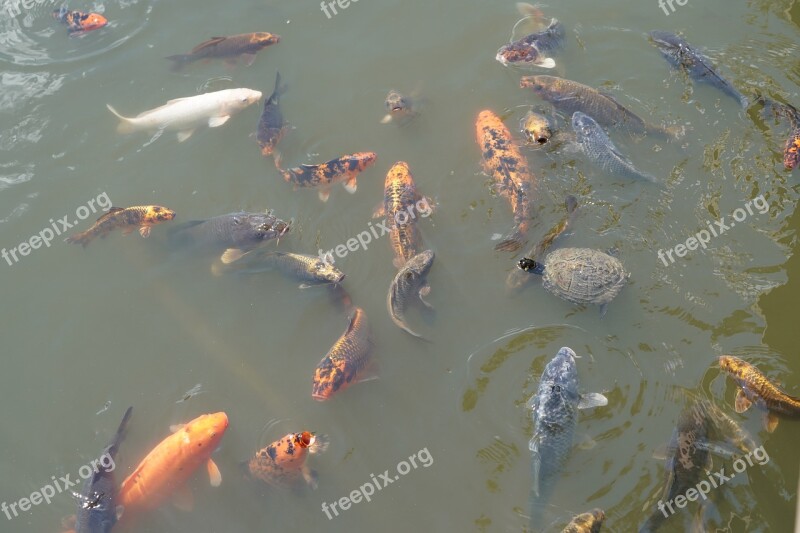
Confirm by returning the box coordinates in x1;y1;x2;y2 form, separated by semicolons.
105;104;135;134
104;406;133;458
165;54;191;72
268;71;287;104
495;227;527;253
64;229;94;247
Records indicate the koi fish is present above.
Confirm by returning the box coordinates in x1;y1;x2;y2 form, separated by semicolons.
374;161;430;267
246;431;329;490
387;249;434;339
312;307;375;401
65;407;132;533
256;72;287;165
719;355;800;432
107;88;262;142
520;109;554;145
117;412;228;518
216;250;345;287
281;152;377;202
381;90;419;125
561;508;605;533
496;17;564;69
166;32;280;71
53;7;107;34
65;206;176;247
475;109;535;252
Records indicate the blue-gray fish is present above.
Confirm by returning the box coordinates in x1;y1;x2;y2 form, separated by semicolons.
571;112;658;183
72;407;132;533
169;211;290;263
638;401;713;533
528;347;608;527
387;249;435;339
649;31;749;109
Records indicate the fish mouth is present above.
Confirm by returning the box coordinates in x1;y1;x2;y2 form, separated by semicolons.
535;136;549;145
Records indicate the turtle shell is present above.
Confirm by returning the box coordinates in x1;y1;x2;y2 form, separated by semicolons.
541;247;629;306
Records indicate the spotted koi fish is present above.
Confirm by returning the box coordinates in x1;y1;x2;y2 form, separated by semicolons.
53;8;107;34
373;161;429;267
282;152;377;202
257;71;287;165
246;431;329;490
166;32;280;71
719;355;800;432
312;307;375;401
65;206;175;247
561;508;605;533
475;109;535;252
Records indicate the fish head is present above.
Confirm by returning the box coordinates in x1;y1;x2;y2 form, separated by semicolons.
254;32;281;47
718;355;748;379
385;90;412;116
236;213;290;243
519;75;553;95
312;257;346;284
520;111;553;145
144;205;176;224
538;347;580;412
351;151;378;171
227;89;263;111
385;161;413;188
570;112;599;139
496;41;541;66
407;249;435;275
183;412;229;451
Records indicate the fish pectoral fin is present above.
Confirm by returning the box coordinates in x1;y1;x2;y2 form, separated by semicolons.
525;395;538;411
177;129;195;142
241;53;257;66
318;189;331;202
139;226;151;238
418;284;434;309
380;114;393;124
578;392;609;410
172;485;194;511
764;412;780;433
576;434;597;450
207;458;222;487
208;115;231;128
221;248;246;264
302;466;319;490
372;202;385;218
343;177;358;193
536;57;557;69
61;514;77;531
115;504;124;520
529;440;541;497
734;389;752;413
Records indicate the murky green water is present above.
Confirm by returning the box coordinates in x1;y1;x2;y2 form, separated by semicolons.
1;0;799;531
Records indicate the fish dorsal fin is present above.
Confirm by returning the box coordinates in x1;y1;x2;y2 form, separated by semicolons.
207;458;222;487
166;97;193;105
578;392;608;409
300;164;317;170
344;310;358;335
734;389;752;413
191;36;227;53
764;412;779;433
95;207;124;223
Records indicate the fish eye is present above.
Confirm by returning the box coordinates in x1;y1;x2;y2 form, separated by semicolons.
552;385;561;393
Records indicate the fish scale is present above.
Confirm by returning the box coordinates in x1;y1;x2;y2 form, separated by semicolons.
312;308;373;400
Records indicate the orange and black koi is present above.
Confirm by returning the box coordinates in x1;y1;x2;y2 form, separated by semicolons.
282;152;377;202
312;307;374;401
246;431;328;490
65;206;175;247
52;7;107;34
475;109;535;252
378;161;426;267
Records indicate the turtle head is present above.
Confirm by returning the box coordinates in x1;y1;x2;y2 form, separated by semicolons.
518;257;545;275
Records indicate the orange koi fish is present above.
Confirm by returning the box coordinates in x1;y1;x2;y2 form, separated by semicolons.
117;412;228;519
53;8;107;34
65;206;176;247
246;431;328;490
719;355;800;432
475;109;535;252
281;152;377;202
312;307;375;401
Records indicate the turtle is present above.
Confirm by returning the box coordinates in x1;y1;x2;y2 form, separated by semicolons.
518;247;629;316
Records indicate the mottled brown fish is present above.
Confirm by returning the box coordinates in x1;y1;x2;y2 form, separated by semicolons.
257;71;287;165
520;109;554;145
65;206;176;247
312;307;375;401
374;161;431;267
719;355;800;432
217;250;345;287
520;75;682;138
387;249;434;339
785;128;800;170
246;431;328;490
282;152;377;202
562;508;605;533
381;90;419;124
166;32;280;71
475;109;535;252
506;195;577;293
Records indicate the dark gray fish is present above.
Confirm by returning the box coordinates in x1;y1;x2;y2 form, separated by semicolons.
387;249;435;339
638;401;713;533
218;250;345;287
257;71;288;165
73;407;132;533
169;211;290;264
528;347;607;527
496;18;565;69
649;31;749;109
571;112;659;183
